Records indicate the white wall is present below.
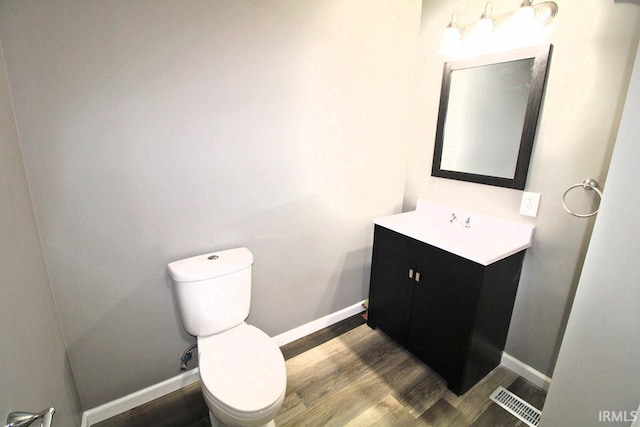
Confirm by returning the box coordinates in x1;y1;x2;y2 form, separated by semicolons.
0;0;421;409
540;41;640;427
0;42;82;426
409;0;640;377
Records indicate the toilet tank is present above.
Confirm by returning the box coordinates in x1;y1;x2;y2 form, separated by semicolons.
168;247;253;337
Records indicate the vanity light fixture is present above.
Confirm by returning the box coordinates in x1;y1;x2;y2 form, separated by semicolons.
440;13;462;54
440;1;558;56
472;2;495;39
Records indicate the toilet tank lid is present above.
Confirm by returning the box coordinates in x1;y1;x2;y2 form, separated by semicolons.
167;247;253;282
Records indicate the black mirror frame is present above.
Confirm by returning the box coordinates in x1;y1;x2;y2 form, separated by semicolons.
431;44;553;190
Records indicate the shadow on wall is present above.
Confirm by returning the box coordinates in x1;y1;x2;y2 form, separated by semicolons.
65;271;194;409
320;246;373;319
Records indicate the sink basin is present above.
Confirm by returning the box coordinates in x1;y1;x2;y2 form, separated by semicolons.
373;199;534;266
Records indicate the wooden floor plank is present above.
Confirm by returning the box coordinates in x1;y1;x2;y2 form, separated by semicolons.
93;381;208;427
280;347;419;426
448;365;520;423
469;403;522;427
272;391;307;427
413;398;467;427
343;394;416;427
294;331;406;407
280;313;366;360
390;359;449;418
285;323;389;394
95;320;546;427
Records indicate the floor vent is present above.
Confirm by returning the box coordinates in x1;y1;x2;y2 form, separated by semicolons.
490;386;541;427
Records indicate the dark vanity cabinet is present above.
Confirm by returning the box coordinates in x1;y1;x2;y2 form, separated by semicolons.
367;225;526;395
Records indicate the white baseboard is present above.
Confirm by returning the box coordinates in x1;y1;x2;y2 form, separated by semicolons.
81;304;549;427
271;300;366;347
81;368;200;427
500;352;552;391
81;300;366;426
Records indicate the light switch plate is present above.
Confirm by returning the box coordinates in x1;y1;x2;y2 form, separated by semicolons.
520;192;541;217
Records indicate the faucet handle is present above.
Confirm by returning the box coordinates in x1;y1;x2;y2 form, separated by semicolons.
464;217;471;228
450;213;457;223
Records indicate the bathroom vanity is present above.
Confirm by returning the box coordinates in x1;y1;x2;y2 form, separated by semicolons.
367;200;534;395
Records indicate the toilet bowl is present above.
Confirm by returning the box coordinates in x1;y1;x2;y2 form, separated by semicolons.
167;247;287;427
198;323;286;427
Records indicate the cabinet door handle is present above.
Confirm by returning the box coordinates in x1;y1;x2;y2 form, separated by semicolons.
408;268;414;279
415;271;421;282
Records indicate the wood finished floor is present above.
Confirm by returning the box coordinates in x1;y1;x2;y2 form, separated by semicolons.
95;314;546;426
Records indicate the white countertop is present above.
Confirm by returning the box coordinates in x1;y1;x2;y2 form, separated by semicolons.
374;200;535;266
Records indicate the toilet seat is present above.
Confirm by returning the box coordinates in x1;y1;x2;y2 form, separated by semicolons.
197;323;287;419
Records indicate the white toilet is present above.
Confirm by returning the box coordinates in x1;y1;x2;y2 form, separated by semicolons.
168;247;287;427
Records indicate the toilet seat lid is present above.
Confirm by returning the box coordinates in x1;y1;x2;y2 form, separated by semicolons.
198;323;286;415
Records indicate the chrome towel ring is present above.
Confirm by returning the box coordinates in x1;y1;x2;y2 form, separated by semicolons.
562;178;603;218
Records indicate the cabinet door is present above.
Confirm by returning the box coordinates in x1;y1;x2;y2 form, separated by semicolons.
408;267;479;392
368;245;414;343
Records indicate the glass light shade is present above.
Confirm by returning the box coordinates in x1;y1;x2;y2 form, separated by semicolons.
473;17;494;38
514;5;536;28
440;26;462;54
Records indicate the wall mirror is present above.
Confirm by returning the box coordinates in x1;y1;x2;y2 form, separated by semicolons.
432;44;552;190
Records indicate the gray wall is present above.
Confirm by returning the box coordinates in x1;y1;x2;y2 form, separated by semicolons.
0;42;82;425
409;0;640;377
0;0;421;409
540;41;640;427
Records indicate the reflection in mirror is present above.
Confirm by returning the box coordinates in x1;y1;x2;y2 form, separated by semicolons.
432;44;552;190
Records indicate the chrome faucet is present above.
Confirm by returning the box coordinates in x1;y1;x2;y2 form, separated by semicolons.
464;217;471;228
5;408;54;427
